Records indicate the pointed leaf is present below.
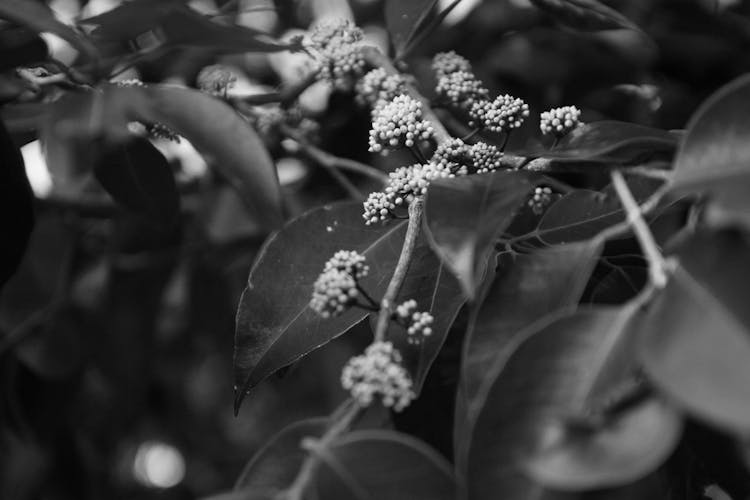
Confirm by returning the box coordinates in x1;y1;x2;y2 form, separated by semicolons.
638;229;750;433
466;305;655;499
526;397;683;490
315;430;455;500
528;0;642;32
424;170;539;299
93;138;180;227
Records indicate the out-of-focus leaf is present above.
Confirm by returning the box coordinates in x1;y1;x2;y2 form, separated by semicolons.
235;418;328;492
385;0;438;57
0;25;48;71
0;0;99;66
314;430;455;500
526;398;683;490
234;203;408;411
529;121;677;168
704;183;750;232
0;118;33;289
424;170;539;299
528;0;641;32
638;229;750;434
454;241;602;470
466;305;661;499
93;138;180;227
81;1;299;54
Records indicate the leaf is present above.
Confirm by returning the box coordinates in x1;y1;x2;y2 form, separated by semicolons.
528;0;642;32
526;397;683;490
234;203;408;411
385;0;439;57
529;121;677;169
424;170;539;299
454;241;602;470
0;25;48;72
0;0;100;66
638;229;750;434
93;138;180;227
235;418;328;492
704;182;750;232
0;117;33;290
466;305;668;499
314;430;455;500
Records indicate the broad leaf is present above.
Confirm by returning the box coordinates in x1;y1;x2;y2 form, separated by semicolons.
93;138;180;227
528;0;642;32
455;241;602;470
314;430;455;500
235;418;328;492
234;203;409;411
0;117;33;289
526;397;683;490
0;0;100;66
638;229;750;434
385;0;439;57
466;305;670;499
0;25;48;71
424;170;539;299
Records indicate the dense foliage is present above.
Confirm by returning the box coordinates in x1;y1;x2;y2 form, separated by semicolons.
2;1;750;499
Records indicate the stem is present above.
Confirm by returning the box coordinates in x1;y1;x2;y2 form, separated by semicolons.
610;170;669;289
373;198;423;342
355;284;380;309
282;400;363;500
500;131;511;152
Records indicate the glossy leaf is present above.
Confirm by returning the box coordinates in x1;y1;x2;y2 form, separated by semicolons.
531;121;677;168
385;0;438;57
526;397;683;490
455;241;602;469
424;170;539;299
0;0;100;66
235;418;328;492
93;138;180;227
466;305;662;499
234;203;409;411
528;0;641;32
638;229;750;433
0;118;33;289
314;430;455;500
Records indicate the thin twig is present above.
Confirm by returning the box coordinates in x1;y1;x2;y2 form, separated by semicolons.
610;170;670;288
373;198;424;342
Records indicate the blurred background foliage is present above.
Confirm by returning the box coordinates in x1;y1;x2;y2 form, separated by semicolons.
1;0;750;498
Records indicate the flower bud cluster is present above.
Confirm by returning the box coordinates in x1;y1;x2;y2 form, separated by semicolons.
363;191;396;225
469;94;530;133
436;70;489;109
470;141;503;173
368;95;435;153
431;138;474;176
196;65;237;96
540;105;582;138
145;122;181;143
341;341;415;411
310;251;369;318
432;51;472;78
307;19;367;91
356;68;409;108
386;162;453;204
528;186;554;215
395;299;434;344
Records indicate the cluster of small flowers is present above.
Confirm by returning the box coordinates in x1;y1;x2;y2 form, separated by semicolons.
196;65;237;96
470;141;504;173
306;19;367;91
355;68;409;108
254;106;319;142
385;162;453;204
431;51;472;78
540;105;582;138
528;186;554;215
436;70;489;109
430;138;473;176
469;94;530;133
395;299;434;344
368;95;435;153
363;191;396;225
145;122;180;143
341;341;415;411
310;251;368;318
115;78;145;87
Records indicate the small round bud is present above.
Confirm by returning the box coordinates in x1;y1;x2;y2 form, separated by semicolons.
356;68;409;108
528;186;554;215
431;138;473;176
145;122;180;143
341;341;415;411
540;105;582;138
196;65;237;96
469;95;530;134
363;191;396;225
384;162;453;204
436;71;489;110
324;250;369;280
432;51;472;78
115;78;146;87
368;95;435;154
306;19;367;91
310;250;369;317
395;300;434;344
470;141;503;174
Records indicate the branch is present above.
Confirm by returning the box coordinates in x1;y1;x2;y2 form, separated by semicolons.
610;170;670;288
373;198;424;342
